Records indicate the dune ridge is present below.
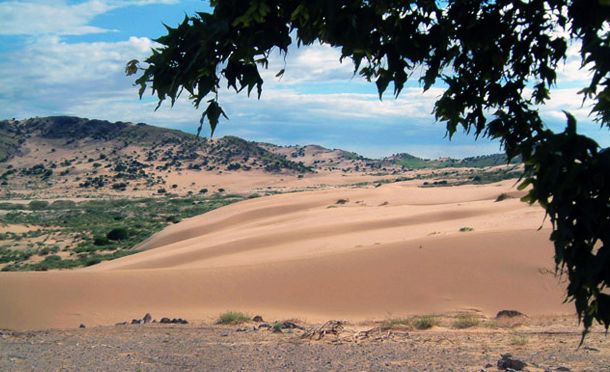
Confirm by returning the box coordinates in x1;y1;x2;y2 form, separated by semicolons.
0;181;570;330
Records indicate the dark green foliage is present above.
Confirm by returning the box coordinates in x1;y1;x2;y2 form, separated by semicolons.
130;0;610;336
106;228;129;241
29;200;49;210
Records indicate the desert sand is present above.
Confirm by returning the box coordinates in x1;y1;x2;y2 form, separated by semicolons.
0;180;571;330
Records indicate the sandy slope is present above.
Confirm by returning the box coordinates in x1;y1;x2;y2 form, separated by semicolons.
0;181;571;329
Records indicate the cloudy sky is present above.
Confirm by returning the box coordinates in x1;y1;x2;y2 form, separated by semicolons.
1;0;608;158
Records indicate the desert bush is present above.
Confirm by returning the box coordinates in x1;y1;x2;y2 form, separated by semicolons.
29;200;49;210
495;193;510;202
459;227;474;232
452;314;480;329
412;315;438;330
216;311;250;324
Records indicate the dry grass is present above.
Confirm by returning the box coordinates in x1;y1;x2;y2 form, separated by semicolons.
452;314;480;329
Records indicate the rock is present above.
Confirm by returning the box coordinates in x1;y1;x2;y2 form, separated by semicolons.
497;354;527;370
484;363;493;368
115;321;127;326
556;367;571;371
143;313;152;324
131;319;142;325
79;324;86;329
281;321;305;330
160;317;171;324
258;322;272;329
496;310;526;318
252;315;264;322
236;327;247;332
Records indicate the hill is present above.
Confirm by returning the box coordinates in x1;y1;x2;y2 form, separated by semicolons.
0;116;523;198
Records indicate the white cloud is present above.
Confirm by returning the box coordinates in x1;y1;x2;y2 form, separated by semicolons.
555;42;592;84
0;0;178;36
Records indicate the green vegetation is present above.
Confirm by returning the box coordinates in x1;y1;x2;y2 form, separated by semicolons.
0;194;243;271
459;227;474;232
216;311;250;325
412;315;438;330
452;314;480;329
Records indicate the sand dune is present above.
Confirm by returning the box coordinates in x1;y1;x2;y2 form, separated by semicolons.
0;181;571;329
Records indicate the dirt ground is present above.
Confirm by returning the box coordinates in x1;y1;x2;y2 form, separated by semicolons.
1;316;608;371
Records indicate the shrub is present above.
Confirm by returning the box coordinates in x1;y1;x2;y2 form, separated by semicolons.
93;236;111;246
29;200;49;210
106;228;129;241
459;227;474;232
495;193;510;202
216;311;250;324
452;314;480;329
412;315;438;330
199;188;208;194
157;188;167;194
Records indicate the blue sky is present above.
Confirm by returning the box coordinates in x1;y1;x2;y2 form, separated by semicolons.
0;0;608;159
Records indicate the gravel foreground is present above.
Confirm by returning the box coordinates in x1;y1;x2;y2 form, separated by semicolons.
1;317;608;371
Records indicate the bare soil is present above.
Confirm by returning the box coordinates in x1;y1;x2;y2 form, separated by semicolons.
1;317;608;371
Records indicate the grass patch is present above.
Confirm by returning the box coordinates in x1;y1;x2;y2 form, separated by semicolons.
510;334;529;346
412;315;438;330
380;318;412;331
452;314;480;329
216;311;250;325
459;227;474;232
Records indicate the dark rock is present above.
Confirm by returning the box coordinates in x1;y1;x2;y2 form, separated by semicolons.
496;310;526;318
131;319;142;325
258;322;272;329
484;363;493;368
160;317;171;324
143;313;152;324
79;324;86;329
281;321;305;330
497;354;527;370
252;315;264;322
556;367;571;371
115;321;127;326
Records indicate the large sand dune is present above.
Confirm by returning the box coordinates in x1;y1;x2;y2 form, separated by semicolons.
0;181;571;329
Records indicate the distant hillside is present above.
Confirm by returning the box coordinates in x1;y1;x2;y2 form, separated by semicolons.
0;116;313;195
384;152;520;169
0;116;523;197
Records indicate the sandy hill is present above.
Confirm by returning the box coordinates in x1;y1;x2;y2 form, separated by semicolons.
0;116;522;198
0;180;569;330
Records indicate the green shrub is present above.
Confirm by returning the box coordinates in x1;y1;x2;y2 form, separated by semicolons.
216;311;250;324
93;236;111;246
29;200;49;210
413;315;438;330
106;228;129;241
459;227;474;232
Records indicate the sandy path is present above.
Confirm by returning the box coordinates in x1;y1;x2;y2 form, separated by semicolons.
0;181;571;329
